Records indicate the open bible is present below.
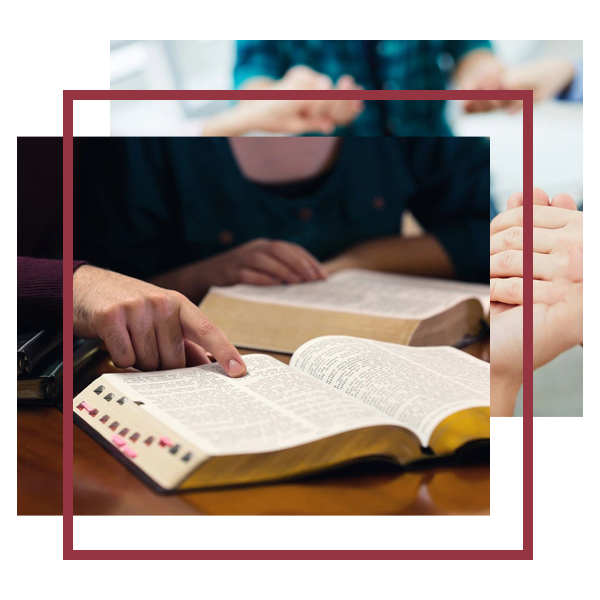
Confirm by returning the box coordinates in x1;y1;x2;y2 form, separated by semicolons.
73;335;490;492
200;269;490;354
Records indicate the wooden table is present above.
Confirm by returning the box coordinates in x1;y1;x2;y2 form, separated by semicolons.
71;340;497;548
15;399;63;549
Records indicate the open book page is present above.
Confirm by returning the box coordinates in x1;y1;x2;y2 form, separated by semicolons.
210;269;490;320
290;336;490;446
103;355;396;456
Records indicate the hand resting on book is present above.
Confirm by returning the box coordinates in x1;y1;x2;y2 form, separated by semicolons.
152;238;328;303
73;265;247;376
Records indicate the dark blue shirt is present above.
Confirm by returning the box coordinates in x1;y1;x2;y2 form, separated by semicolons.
74;137;491;284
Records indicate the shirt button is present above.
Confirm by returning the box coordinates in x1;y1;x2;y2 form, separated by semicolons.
372;196;385;211
298;207;313;222
219;229;234;245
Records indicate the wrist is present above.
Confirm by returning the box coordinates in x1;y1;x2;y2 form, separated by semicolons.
196;255;232;288
151;258;224;302
73;263;101;291
73;264;104;337
490;371;522;417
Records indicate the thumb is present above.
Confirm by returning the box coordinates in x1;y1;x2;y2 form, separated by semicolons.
550;193;578;211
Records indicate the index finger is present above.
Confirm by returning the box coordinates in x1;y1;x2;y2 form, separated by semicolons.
179;301;247;378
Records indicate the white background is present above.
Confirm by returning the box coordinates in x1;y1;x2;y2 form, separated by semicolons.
535;417;600;549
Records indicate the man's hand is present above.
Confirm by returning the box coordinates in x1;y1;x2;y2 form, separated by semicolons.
460;55;576;115
240;65;364;134
458;52;505;113
274;66;365;125
455;50;521;114
503;57;576;103
491;273;583;381
203;98;339;136
490;247;583;416
201;238;328;286
151;239;328;303
239;99;342;136
73;265;247;375
490;188;582;306
214;93;364;137
489;187;583;416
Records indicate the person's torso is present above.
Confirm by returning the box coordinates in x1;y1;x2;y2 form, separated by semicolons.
164;138;413;265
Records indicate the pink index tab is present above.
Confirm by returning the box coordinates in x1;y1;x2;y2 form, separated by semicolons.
122;446;137;459
159;436;174;448
80;401;99;417
111;435;127;447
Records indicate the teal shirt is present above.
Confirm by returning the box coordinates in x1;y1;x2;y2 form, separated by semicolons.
235;40;492;136
74;137;491;283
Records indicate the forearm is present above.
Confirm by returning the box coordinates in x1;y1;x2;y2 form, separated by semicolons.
324;235;456;278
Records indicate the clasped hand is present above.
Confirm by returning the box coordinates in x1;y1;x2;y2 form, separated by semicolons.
489;188;583;416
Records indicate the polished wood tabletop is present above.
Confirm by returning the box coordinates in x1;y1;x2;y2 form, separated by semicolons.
69;340;497;548
15;399;63;549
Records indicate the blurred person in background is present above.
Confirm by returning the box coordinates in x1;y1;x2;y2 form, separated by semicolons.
74;136;492;305
233;40;516;136
229;42;581;136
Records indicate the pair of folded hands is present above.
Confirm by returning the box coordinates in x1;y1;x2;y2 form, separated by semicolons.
490;188;583;415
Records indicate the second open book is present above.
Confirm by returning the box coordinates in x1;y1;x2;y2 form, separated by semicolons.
200;269;490;353
74;335;489;491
